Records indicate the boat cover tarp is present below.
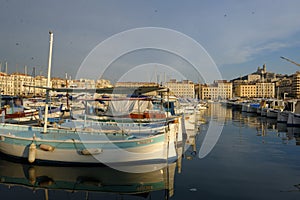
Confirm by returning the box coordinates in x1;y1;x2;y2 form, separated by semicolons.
105;100;153;116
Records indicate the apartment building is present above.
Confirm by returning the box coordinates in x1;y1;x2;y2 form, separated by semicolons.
165;79;195;98
201;81;232;100
292;71;300;98
235;84;257;98
256;82;275;98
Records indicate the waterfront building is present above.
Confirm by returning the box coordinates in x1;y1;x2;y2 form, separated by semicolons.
10;73;33;96
165;79;195;98
0;72;113;97
276;76;292;99
235;84;257;98
96;79;113;88
256;82;275;98
33;75;48;96
292;71;300;98
200;80;232;100
51;77;67;88
0;72;13;95
69;79;96;89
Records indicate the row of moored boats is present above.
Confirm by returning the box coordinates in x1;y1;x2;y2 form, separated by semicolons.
223;99;300;126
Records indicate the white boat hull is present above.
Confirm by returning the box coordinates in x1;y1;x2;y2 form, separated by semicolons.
287;113;300;127
277;111;290;123
266;109;278;119
0;123;181;165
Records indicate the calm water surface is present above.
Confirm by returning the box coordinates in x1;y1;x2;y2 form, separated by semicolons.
0;103;299;199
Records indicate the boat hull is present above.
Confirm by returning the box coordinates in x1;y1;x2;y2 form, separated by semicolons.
287;113;300;127
0;123;180;165
277;111;290;123
266;109;278;119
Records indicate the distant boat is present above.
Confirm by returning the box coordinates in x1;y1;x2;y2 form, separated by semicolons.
266;99;284;119
277;100;296;123
287;100;300;127
0;96;39;124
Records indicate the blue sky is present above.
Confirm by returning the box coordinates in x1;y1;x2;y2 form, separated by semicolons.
1;0;300;83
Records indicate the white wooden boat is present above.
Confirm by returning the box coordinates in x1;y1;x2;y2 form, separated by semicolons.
277;110;290;123
277;100;297;123
0;120;181;165
287;100;300;127
266;108;279;118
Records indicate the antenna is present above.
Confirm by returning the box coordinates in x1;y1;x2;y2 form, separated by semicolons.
5;61;8;74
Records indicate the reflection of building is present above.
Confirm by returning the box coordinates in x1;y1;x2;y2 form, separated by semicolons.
165;79;195;98
207;102;232;122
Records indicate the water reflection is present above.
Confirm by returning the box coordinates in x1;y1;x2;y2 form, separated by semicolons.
212;102;300;146
0;155;179;199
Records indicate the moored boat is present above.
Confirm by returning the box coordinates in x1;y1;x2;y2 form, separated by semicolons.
0;120;181;165
287;100;300;127
277;100;297;123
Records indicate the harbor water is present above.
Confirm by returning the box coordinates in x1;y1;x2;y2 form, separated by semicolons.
0;103;299;199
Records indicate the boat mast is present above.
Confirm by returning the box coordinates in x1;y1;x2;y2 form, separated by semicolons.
43;31;53;133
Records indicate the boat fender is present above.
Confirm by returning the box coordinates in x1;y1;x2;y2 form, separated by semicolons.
81;148;102;155
37;176;54;186
28;143;36;163
28;167;36;185
173;118;179;123
39;144;55;152
77;176;102;187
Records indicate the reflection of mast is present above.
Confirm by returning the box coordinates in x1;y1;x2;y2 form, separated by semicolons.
44;189;49;200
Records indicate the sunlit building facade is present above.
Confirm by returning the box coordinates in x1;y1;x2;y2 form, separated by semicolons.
235;84;257;98
165;80;195;98
200;81;232;100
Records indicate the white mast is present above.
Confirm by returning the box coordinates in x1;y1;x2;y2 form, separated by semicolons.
43;31;53;133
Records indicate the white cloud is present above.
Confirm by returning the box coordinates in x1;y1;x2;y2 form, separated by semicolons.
202;0;300;66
